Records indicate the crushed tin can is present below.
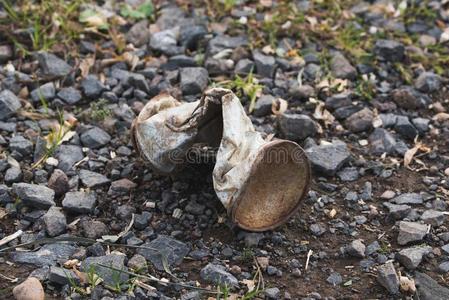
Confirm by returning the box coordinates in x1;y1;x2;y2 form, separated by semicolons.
132;88;311;231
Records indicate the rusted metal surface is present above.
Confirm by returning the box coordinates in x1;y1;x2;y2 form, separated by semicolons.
132;88;311;231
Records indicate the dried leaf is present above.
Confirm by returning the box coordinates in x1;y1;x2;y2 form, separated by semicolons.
399;275;416;294
404;142;431;168
272;98;287;115
242;279;255;292
79;57;95;78
122;52;139;71
433;112;449;122
313;102;335;126
63;259;79;269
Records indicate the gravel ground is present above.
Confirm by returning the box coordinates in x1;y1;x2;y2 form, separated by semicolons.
1;0;449;299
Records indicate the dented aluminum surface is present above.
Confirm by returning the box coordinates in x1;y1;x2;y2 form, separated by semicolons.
132;88;311;231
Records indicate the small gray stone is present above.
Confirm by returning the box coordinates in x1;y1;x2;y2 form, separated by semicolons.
331;52;357;79
391;193;423;205
180;67;209;95
43;206;67;237
81;219;108;239
397;221;428;245
127;254;147;272
48;169;69;196
326;272;342;286
345;107;374;133
305;142;351;176
37;52;71;77
395;116;418;140
57;87;82;105
49;266;79;285
374;39;405;62
12;243;77;267
421;210;445;227
200;263;238;287
137;235;190;271
9;135;33;156
310;223;326;236
415;72;441;93
412;117;430;134
185;201;206;215
396;246;432;270
4;167;23;184
79;169;110;188
81;75;105;99
438;262;449;273
346;239;366;258
126;19;150;47
80;127;111;149
55;145;84;172
234;59;254;75
383;202;411;220
149;29;183;56
337;167;359;182
62;191;96;214
30;82;56;103
377;261;399;294
253;51;276;78
207;35;248;56
369;128;397;155
415;271;449;300
441;244;449;255
13;183;55;209
391;86;430;109
134;212;152;230
265;287;281;299
81;254;128;286
252;94;274;117
277;114;318;141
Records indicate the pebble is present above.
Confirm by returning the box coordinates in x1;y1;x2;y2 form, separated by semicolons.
13;277;45;300
13;183;55;209
81;254;128;286
277;113;318;141
377;261;400;294
62;191;97;214
36;52;71;77
43;206;67;237
305;142;352;176
180;67;209;95
80;127;111;149
397;221;428;245
396;245;432;270
79;169;110;188
200;263;238;287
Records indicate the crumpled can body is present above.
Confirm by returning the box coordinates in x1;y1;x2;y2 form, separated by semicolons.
132;88;311;231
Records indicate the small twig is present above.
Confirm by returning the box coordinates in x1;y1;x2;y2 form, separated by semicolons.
0;272;18;283
305;249;313;271
0;230;23;247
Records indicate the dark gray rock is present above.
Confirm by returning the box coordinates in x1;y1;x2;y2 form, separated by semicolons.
304;63;322;80
379;113;398;128
391;193;423;205
81;75;105;99
234;59;255;75
81;254;128;286
125;19;150;47
288;83;315;100
345;107;374;133
115;204;135;220
252;94;274;117
207;35;248;56
80;127;111;149
368;128;396;154
12;243;78;267
62;191;96;214
9;135;33;156
57;87;82;105
30;82;55;103
374;39;405;62
253;51;276;78
394;116;418;140
13;183;55;209
415;72;441;93
134;212;152;230
441;244;449;255
346;239;366;258
180;67;208;95
137;235;190;271
149;29;183;56
55;145;84;172
331;52;357;79
391;86;430;109
310;223;326;236
48;169;69;196
184;201;205;216
415;271;449;300
128;73;150;93
396;246;431;270
5;167;23;184
43;206;67;237
79;169;110;188
397;221;428;245
412;117;430;134
277;113;318;141
200;263;238;287
180;25;207;50
37;52;71;77
383;202;411;220
49;266;79;285
377;261;399;294
81;219;108;239
325;92;351;110
421;210;445;227
305;142;351;176
107;179;137;196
